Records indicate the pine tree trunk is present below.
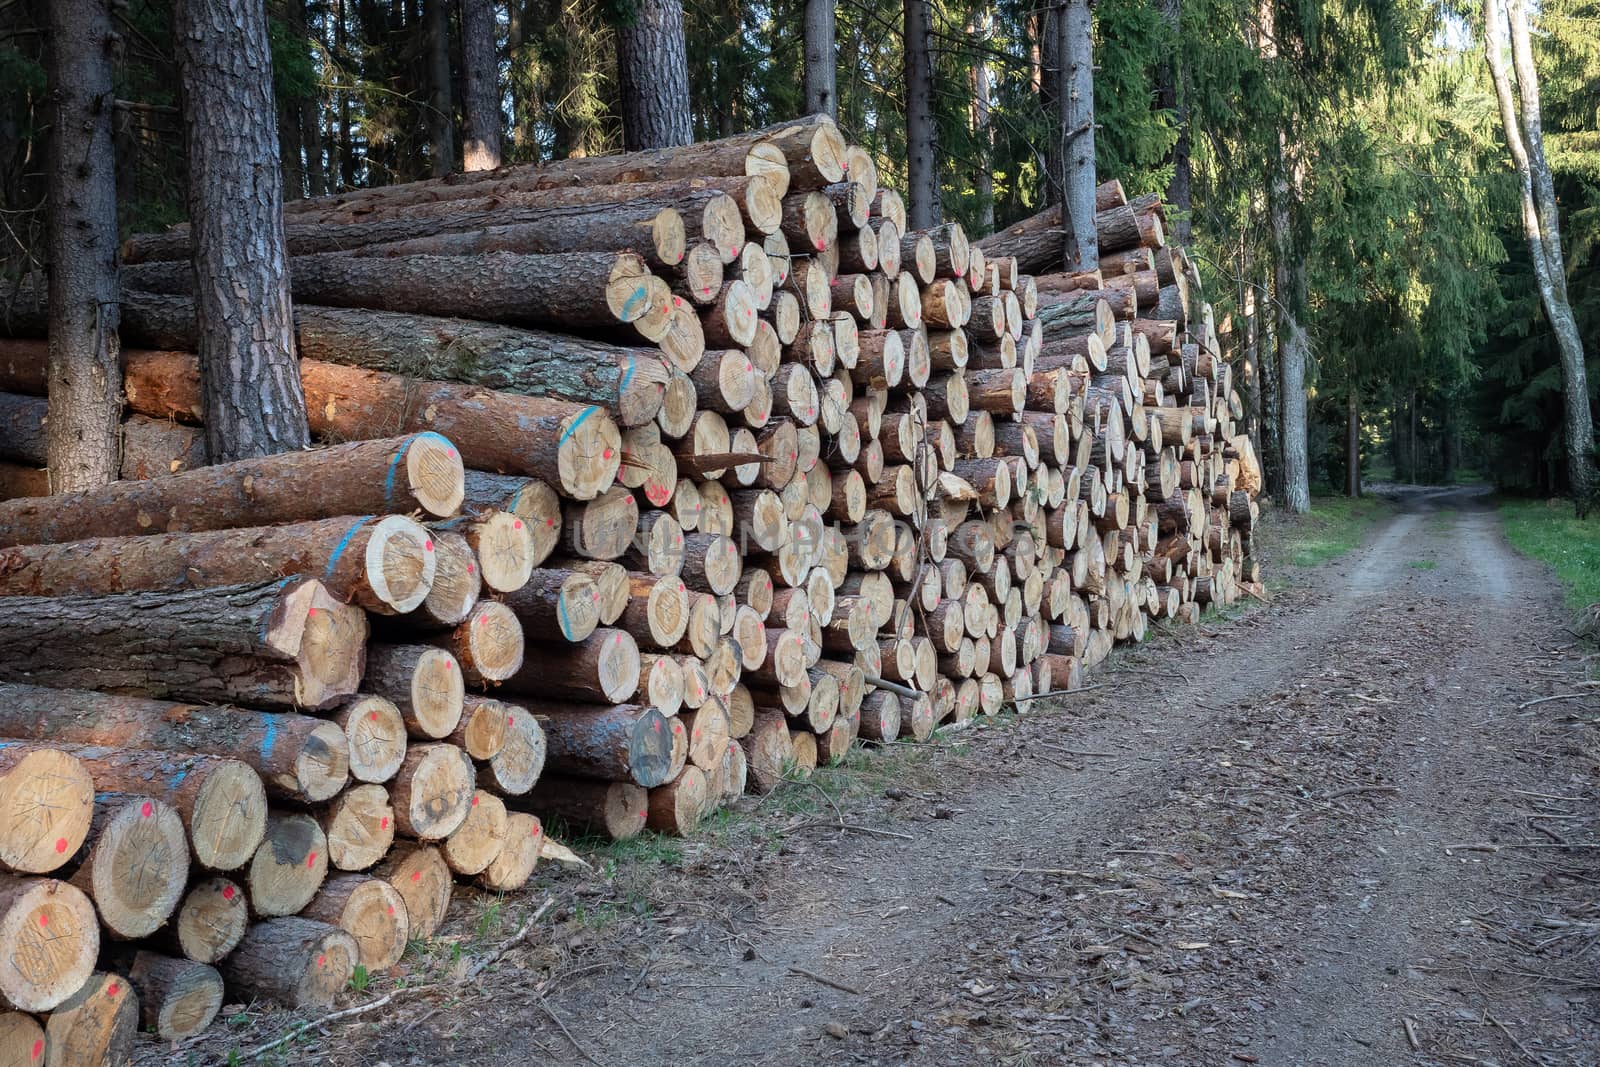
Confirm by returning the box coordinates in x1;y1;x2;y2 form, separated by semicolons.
1345;386;1360;497
971;7;995;234
903;0;938;229
1486;0;1595;513
43;0;123;493
1259;267;1283;503
1269;140;1309;514
615;0;694;151
1040;3;1061;207
459;0;502;171
1061;0;1098;271
426;0;455;177
804;0;837;118
174;0;310;463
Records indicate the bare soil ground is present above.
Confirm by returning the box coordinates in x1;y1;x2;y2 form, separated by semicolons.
169;489;1600;1067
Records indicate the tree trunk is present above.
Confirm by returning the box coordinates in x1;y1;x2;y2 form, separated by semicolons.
804;0;838;118
123;952;224;1041
43;0;123;492
902;0;939;229
0;581;366;718
1485;0;1595;513
174;0;310;462
0;433;462;546
1259;267;1283;502
218;917;357;1009
1268;141;1310;514
426;0;455;177
1345;386;1360;497
971;7;995;234
458;0;502;171
0;514;438;615
615;0;694;151
1061;0;1097;271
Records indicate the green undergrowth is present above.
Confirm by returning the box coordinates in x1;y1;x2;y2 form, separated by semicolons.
1499;498;1600;616
1264;494;1392;571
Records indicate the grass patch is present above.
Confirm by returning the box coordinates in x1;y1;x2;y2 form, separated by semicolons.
1277;494;1391;568
1499;498;1600;613
1408;559;1438;570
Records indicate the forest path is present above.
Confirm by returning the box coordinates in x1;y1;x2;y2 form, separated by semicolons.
298;492;1597;1067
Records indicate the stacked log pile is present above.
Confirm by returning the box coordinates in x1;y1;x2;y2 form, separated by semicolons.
0;115;1259;1058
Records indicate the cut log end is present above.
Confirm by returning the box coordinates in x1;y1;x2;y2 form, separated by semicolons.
0;879;99;1013
77;797;189;941
379;846;452;939
556;407;624;502
321;783;395;872
173;878;248;964
403;431;468;517
247;814;329;918
220;917;358;1010
127;953;224;1042
0;749;94;875
337;695;408;785
187;761;269;873
476;812;541;892
42;970;137;1066
364;515;439;614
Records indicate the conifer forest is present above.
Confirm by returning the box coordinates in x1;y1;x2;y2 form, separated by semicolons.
0;0;1595;1064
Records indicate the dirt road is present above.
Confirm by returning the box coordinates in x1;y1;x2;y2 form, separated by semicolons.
202;491;1599;1066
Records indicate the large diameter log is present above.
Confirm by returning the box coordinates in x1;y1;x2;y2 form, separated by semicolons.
528;703;678;787
0;514;438;615
0;876;100;1012
0;433;462;550
502;628;642;704
298;874;409;972
62;796;188;941
245;813;329;918
0;684;355;803
0;580;365;715
53;747;266;872
512;776;648;841
124;953;224;1042
41;971;137;1067
0;747;94;876
124;249;668;334
298;360;621;501
218;917;358;1009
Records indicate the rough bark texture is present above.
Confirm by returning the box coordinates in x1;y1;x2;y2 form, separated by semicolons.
218;916;357;1009
804;0;838;118
1268;141;1310;515
173;0;310;461
616;0;694;151
903;0;940;229
1061;0;1099;271
0;433;463;546
1485;0;1595;512
0;514;437;616
43;0;123;492
0;582;365;716
426;0;454;177
124;952;223;1041
459;0;502;171
41;969;137;1063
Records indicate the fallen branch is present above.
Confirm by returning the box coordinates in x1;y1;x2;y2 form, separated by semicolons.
788;966;862;995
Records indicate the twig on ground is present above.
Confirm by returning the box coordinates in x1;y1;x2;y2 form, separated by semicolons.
466;897;556;979
1403;1016;1422;1050
1012;683;1106;702
540;1001;605;1066
786;819;915;841
788;966;862;995
237;989;430;1062
1518;692;1597;710
1487;1013;1549;1066
1320;785;1399;800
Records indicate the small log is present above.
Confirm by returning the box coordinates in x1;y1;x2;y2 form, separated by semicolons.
424;601;525;685
218;917;358;1009
0;433;463;549
561;485;641;560
298;874;409;971
374;844;452;939
477;812;543;892
0;747;95;876
0;1014;41;1066
124;952;224;1042
449;696;511;762
477;704;548;797
513;776;648;841
389;744;475;841
246;813;329;918
0;514;437;615
362;645;465;740
414;532;482;629
738;707;794;794
311;785;390;877
431;510;535;594
460;472;563;564
646;766;709;836
441;791;508;876
502;628;641;704
333;696;409;785
529;702;678;787
165;878;247;964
